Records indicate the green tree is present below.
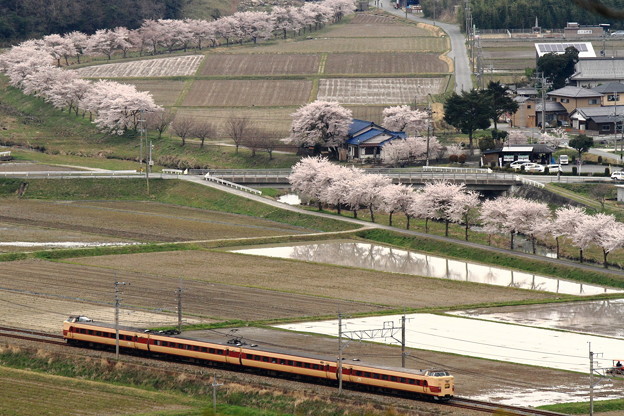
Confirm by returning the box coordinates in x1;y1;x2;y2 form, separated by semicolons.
569;134;594;162
536;47;579;89
485;81;519;129
443;90;492;154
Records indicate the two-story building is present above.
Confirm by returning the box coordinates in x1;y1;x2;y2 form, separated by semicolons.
593;82;624;106
570;57;624;87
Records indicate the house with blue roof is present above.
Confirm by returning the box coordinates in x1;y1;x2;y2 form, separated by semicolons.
346;119;406;162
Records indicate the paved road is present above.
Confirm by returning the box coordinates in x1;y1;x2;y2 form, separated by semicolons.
378;3;473;92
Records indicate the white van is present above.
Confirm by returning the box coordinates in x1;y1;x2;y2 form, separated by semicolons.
559;155;569;165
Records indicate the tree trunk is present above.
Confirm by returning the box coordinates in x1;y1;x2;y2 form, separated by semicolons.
445;219;449;237
531;236;536;254
464;222;469;241
406;215;411;230
369;205;375;223
425;218;429;233
510;231;514;250
555;236;560;259
579;248;584;263
388;212;393;226
603;249;609;268
353;209;357;219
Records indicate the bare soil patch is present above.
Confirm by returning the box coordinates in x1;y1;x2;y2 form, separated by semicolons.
71;249;558;310
249;37;448;54
182;80;312;107
122;80;186;106
0;200;311;247
326;23;430;38
175;107;295;136
200;53;319;76
325;53;449;75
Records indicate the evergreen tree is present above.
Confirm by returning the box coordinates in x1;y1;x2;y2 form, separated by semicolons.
443;89;492;154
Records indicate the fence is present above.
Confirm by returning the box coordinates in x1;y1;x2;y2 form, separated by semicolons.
203;173;262;195
0;170;139;178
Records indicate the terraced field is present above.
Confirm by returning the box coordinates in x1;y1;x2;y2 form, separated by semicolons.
82;11;452;137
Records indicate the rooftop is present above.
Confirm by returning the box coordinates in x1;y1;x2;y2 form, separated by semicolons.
548;86;601;98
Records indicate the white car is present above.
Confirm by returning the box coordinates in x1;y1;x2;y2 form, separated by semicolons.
523;163;545;172
510;161;532;170
544;163;562;173
612;171;624;181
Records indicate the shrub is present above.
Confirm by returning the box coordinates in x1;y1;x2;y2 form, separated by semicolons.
605;167;611;176
458;154;466;164
598;155;603;164
449;154;459;163
572;166;577;175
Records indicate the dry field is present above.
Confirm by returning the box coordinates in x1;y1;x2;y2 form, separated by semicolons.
122;80;186;106
0;200;310;248
200;53;319;76
76;55;204;78
324;53;449;75
326;22;430;37
182;79;312;106
174;107;295;136
246;37;448;54
317;78;446;105
0;366;195;416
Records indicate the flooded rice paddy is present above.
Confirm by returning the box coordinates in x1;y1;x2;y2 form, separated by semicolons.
233;242;623;296
234;241;624;406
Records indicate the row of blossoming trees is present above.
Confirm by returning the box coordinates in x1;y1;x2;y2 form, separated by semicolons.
289;157;624;268
0;0;356;136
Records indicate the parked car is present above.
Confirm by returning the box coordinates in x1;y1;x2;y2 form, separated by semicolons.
559;155;569;165
510;160;532;170
612;171;624;181
611;30;624;37
523;163;545;172
544;163;562;173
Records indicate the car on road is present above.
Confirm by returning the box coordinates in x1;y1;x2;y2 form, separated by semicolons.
523;163;546;172
612;171;624;181
559;155;569;165
510;161;532;170
611;30;624;37
544;163;562;173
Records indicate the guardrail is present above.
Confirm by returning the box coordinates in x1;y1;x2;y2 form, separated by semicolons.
203;174;262;195
518;176;545;188
0;170;140;178
0;151;11;157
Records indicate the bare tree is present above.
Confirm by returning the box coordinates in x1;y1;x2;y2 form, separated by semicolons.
240;127;269;157
225;115;251;153
192;121;215;148
171;116;195;146
257;131;282;160
145;109;174;139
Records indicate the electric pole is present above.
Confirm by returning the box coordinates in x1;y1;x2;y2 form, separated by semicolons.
176;287;183;332
401;315;406;368
114;281;128;360
338;313;343;395
212;373;223;414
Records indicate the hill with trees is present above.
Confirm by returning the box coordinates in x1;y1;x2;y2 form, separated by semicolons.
420;0;624;30
0;0;184;43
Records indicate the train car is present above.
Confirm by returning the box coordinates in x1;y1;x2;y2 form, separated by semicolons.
63;317;454;400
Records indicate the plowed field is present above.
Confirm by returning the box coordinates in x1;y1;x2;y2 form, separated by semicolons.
76;55;204;78
325;53;448;75
182;80;312;106
317;78;446;105
200;53;319;76
122;80;186;106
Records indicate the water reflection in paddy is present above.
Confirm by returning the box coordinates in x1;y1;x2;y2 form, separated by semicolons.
232;242;623;296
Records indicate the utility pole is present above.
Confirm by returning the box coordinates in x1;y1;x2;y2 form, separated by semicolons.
114;281;128;360
176;287;183;332
338;313;343;395
138;109;149;195
426;105;433;167
211;373;223;414
401;315;406;368
588;342;607;416
534;72;551;133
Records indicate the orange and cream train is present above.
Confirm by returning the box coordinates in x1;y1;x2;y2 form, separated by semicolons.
63;316;454;400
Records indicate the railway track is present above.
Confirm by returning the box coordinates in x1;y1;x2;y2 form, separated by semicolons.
448;397;569;415
0;326;65;345
0;328;570;415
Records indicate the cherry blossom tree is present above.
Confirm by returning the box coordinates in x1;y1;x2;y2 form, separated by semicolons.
171;116;196;146
234;11;274;44
345;173;391;222
65;31;89;63
448;189;481;241
86;29;117;60
540;127;568;148
479;196;515;247
138;20;163;54
272;6;296;39
324;0;357;21
507;198;550;254
111;27;135;58
422;181;469;237
213;16;240;46
289;100;352;158
571;213;616;265
382;105;428;136
507;130;528;145
43;34;77;66
382;137;429;166
600;222;624;268
406;190;431;231
549;206;588;259
289;156;337;210
320;165;360;214
379;183;413;226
